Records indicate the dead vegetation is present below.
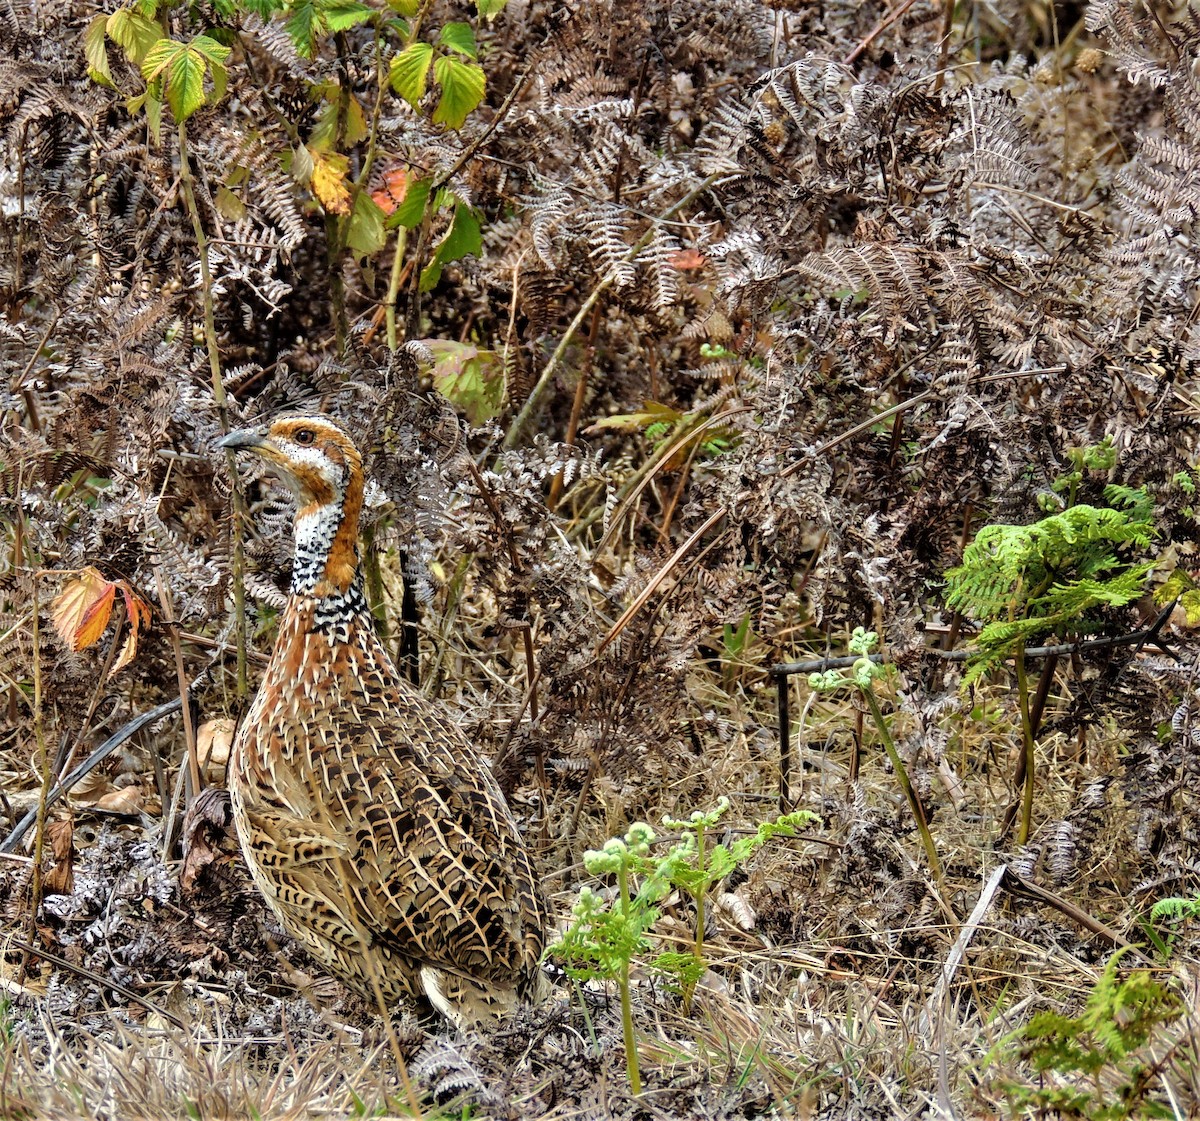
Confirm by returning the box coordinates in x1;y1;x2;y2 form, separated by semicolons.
4;0;1200;1116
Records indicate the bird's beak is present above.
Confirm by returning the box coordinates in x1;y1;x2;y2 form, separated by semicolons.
215;428;268;452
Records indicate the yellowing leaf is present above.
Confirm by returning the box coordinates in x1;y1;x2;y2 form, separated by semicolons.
586;401;684;433
389;40;433;108
51;567;117;652
84;15;114;87
308;147;351;214
432;54;484;130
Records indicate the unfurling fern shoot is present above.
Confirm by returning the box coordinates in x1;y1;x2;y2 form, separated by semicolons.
944;442;1155;845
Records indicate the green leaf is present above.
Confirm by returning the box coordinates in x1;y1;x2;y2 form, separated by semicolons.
144;89;163;143
191;33;231;65
438;21;476;58
432;54;484;129
324;0;374;31
215;184;247;221
386;0;418;13
475;0;507;18
84;15;114;87
421;340;505;425
283;0;318;57
419;203;481;290
167;44;206;121
389;40;433;107
107;8;162;64
347;192;387;258
389;175;431;228
243;0;281;18
140;37;183;83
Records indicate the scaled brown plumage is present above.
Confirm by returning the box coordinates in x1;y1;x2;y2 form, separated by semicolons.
216;415;547;1025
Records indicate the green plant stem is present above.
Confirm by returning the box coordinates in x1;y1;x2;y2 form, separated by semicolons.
178;121;247;698
385;225;408;351
1015;644;1037;846
617;862;642;1095
685;825;707;1014
862;685;944;885
361;523;389;639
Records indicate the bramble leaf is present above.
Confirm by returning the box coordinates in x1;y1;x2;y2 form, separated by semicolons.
432;54;484;129
52;568;117;652
438;21;476;58
421;339;505;424
419;202;481;289
389;41;434;107
347;192;387;257
324;0;373;31
84;16;114;87
308;147;351;213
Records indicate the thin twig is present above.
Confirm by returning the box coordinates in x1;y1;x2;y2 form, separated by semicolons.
178;121;248;699
769;625;1179;677
596;507;727;654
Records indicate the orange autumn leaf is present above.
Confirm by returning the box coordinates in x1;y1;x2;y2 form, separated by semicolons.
371;164;411;215
308;147;351;215
110;585;153;676
667;248;707;270
51;567;117;651
51;567;152;675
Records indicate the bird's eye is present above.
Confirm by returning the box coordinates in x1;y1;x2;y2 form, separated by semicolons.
294;429;315;446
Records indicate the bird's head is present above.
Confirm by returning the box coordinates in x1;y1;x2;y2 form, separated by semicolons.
216;415;364;512
217;415;365;596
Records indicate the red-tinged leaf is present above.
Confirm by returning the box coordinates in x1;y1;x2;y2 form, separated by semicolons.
111;585;152;676
371;164;411;214
75;583;118;650
51;568;117;652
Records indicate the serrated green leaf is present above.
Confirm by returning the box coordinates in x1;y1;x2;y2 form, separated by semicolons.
144;89;163;143
215;184;247;220
347;192;387;258
389;40;433;107
431;54;484;129
438;21;476;58
108;9;162;65
167;45;206;121
140;37;182;82
389;175;431;228
420;202;481;289
191;33;231;64
243;0;280;17
324;0;373;31
421;340;505;424
283;0;318;57
386;0;418;14
209;60;227;104
476;0;507;18
84;16;114;87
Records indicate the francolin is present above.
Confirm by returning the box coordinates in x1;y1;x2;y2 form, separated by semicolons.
216;415;547;1026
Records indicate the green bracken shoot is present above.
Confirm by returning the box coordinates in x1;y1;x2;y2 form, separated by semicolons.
997;947;1182;1121
810;628;943;884
659;798;816;1010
